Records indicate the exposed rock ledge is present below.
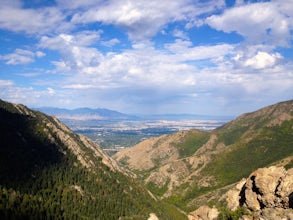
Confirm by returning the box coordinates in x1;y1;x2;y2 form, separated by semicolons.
227;166;293;211
189;166;293;220
226;166;293;219
188;206;219;220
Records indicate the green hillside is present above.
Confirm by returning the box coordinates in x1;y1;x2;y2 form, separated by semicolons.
174;100;293;210
115;100;293;214
0;99;185;220
206;100;293;185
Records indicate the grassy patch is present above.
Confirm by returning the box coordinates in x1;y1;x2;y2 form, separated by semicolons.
203;119;293;186
172;130;210;158
284;159;293;169
217;206;250;220
147;179;170;196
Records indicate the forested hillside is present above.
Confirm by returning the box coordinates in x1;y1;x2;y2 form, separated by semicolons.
0;99;185;219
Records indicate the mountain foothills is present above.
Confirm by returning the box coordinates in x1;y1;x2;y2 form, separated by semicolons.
0;99;185;219
114;100;293;219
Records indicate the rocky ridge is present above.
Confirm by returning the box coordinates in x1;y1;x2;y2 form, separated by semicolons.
10;102;122;172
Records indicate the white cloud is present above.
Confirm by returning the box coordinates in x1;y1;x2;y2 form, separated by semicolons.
39;31;102;49
36;51;46;58
0;4;68;34
62;84;97;89
47;87;56;96
0;83;69;108
39;32;103;72
229;44;285;71
56;0;103;9
1;0;22;8
0;80;14;87
71;0;225;41
165;39;234;62
0;49;45;65
173;29;189;40
1;0;291;115
243;51;282;69
206;2;291;46
101;38;120;47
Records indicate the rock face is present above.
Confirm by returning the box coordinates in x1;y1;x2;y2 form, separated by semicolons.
226;166;293;219
148;213;159;220
188;206;219;220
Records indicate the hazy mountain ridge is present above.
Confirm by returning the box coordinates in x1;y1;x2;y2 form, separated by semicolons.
0;99;185;219
36;107;137;120
114;100;293;214
36;106;232;121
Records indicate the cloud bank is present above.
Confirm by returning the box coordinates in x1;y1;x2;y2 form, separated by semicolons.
0;0;292;115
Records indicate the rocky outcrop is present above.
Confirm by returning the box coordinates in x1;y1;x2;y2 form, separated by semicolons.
148;213;159;220
188;206;219;220
226;166;293;219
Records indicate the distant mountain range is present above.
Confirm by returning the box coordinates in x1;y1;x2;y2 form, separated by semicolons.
35;107;137;120
36;107;233;121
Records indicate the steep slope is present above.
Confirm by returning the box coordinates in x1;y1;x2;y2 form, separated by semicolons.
114;129;210;195
0;99;185;219
114;100;293;211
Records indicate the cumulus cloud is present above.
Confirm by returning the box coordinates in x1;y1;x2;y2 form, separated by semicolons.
229;44;285;71
0;82;69;108
1;0;292;115
0;49;45;65
39;31;102;49
71;0;225;41
243;51;282;69
39;32;103;72
165;39;234;62
0;4;68;34
38;40;208;94
36;28;290;113
206;1;291;46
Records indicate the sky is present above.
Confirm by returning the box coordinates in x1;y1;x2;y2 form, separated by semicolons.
0;0;293;116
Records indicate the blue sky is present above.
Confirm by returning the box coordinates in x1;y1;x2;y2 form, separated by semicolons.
0;0;292;116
